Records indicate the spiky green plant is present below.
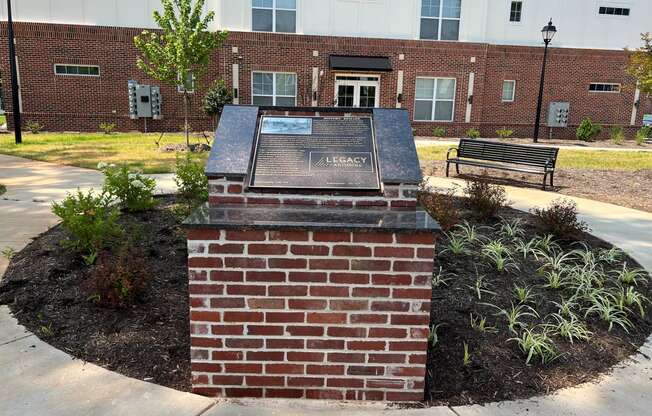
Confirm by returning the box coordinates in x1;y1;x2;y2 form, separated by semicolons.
509;327;559;365
541;270;567;290
462;342;472;366
467;274;497;300
598;247;624;265
440;232;468;255
513;238;539;260
488;302;539;335
585;291;633;332
546;313;592;344
612;263;648;286
514;284;535;304
498;217;525;238
428;323;444;348
432;266;453;287
533;234;560;254
551;297;578;318
614;285;649;317
470;313;497;333
455;221;488;245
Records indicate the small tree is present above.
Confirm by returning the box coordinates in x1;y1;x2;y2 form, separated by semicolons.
627;33;652;106
202;79;233;129
134;0;228;147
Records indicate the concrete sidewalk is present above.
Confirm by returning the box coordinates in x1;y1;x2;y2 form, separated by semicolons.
1;156;651;415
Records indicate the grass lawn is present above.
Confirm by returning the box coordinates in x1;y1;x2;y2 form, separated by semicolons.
0;132;209;174
0;184;6;195
0;114;6;125
417;145;652;171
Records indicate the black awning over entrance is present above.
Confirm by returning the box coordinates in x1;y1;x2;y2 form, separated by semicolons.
329;55;393;72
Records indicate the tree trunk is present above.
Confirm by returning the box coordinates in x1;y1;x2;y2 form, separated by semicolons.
183;92;190;147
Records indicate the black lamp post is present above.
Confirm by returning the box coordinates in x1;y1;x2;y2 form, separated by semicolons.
6;0;22;144
533;19;557;143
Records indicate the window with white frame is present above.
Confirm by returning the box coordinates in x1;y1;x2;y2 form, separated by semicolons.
502;80;516;102
509;1;523;22
414;77;456;121
598;6;630;16
589;82;621;93
252;72;297;106
177;72;195;93
252;0;296;33
54;64;100;77
420;0;461;41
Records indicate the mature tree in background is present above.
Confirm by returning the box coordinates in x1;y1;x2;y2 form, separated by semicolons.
627;33;652;107
202;79;233;129
134;0;228;147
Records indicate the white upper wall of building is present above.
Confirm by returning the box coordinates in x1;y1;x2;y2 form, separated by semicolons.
0;0;647;50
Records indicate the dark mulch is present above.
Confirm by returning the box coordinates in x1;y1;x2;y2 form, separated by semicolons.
0;196;192;391
426;197;652;406
422;160;652;213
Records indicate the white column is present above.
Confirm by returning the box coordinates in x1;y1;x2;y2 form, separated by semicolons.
396;70;404;109
232;63;240;105
465;72;475;123
311;67;319;107
631;86;641;126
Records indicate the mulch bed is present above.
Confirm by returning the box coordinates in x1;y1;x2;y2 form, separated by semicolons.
0;196;192;391
421;160;652;213
1;195;651;406
426;197;652;406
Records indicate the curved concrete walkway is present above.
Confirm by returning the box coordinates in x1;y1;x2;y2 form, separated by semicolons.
1;156;651;415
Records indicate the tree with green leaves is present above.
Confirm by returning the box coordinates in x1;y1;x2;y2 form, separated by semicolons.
134;0;228;146
627;33;652;107
202;79;233;129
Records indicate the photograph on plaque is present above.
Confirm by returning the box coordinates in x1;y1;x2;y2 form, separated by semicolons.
249;116;381;190
261;117;313;135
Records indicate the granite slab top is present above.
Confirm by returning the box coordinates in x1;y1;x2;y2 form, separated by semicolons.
183;203;439;233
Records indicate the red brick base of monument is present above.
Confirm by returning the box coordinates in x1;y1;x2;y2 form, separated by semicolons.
186;227;436;401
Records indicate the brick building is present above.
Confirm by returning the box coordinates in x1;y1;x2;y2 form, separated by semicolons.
0;0;650;137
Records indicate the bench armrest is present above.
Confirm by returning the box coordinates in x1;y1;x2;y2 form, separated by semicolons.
446;147;459;160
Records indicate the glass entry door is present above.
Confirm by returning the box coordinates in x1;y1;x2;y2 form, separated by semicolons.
335;75;380;108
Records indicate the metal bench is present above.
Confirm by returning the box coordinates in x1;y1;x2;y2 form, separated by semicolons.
446;139;560;190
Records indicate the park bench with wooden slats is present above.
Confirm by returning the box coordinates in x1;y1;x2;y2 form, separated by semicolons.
446;139;560;190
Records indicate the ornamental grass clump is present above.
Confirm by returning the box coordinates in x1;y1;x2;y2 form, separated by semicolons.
100;163;157;212
51;189;122;262
509;327;559;365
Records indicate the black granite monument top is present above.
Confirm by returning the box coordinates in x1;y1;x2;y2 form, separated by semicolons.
204;106;423;186
249;116;381;190
184;203;439;233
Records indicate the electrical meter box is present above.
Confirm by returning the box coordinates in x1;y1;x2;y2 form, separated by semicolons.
127;81;163;120
547;102;570;128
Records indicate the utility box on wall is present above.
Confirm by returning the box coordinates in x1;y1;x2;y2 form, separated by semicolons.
128;80;163;120
547;102;570;128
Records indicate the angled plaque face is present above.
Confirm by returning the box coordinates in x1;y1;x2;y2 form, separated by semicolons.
249;116;381;190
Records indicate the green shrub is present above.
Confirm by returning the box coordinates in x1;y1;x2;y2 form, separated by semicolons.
530;198;590;240
202;79;233;119
464;178;509;220
51;190;122;258
466;128;481;139
25;121;44;134
496;128;514;140
576;118;602;142
635;126;651;145
88;243;149;308
412;127;417;136
99;163;157;212
610;126;625;145
99;122;116;135
432;126;447;137
175;154;208;202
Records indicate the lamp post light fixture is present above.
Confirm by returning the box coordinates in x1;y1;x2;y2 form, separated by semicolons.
533;19;557;143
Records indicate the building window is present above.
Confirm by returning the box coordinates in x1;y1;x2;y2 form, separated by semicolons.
502;80;516;102
252;72;297;106
598;6;630;16
414;77;456;121
420;0;461;41
54;64;100;77
509;1;523;22
177;72;195;94
589;83;621;93
252;0;296;33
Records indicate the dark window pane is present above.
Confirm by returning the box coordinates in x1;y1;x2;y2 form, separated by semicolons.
441;19;459;40
78;66;90;75
55;65;66;74
599;7;606;14
66;66;78;74
442;0;460;18
510;1;522;22
623;8;630;15
414;101;433;121
276;96;295;106
434;101;454;121
253;95;274;106
420;18;439;40
337;85;354;107
89;67;99;76
276;0;295;9
421;0;440;18
359;86;376;108
276;10;296;32
253;9;273;31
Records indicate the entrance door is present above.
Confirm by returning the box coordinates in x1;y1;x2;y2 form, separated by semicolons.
335;75;380;108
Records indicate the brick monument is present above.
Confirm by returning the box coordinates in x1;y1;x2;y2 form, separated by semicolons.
184;105;439;401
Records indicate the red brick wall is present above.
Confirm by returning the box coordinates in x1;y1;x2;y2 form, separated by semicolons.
186;228;435;401
1;22;649;137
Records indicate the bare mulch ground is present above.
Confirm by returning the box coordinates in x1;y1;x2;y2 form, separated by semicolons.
422;160;652;213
